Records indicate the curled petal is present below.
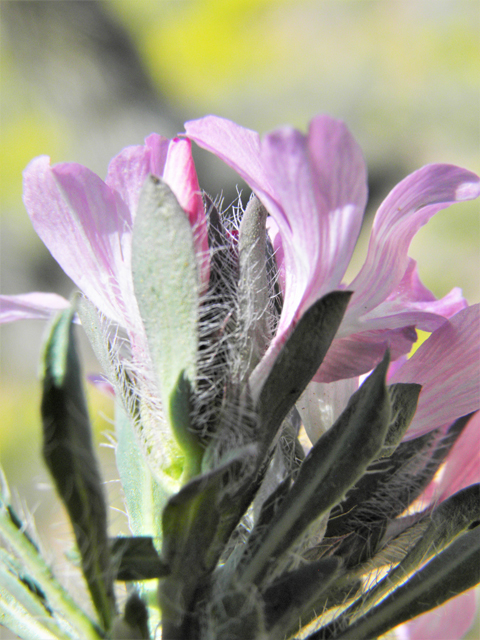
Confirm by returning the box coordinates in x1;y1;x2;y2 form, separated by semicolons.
349;164;480;316
0;292;71;323
343;258;467;335
391;304;480;438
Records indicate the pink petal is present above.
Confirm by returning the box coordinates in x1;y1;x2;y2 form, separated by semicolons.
24;156;135;326
349;164;480;316
261;117;367;328
314;325;417;383
390;304;480;438
394;589;477;640
436;411;480;501
185;115;270;200
105;133;171;217
0;292;71;323
343;259;467;334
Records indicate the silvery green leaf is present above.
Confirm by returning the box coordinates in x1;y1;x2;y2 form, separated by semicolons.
328;525;480;640
41;306;115;631
238;352;391;587
75;295;118;389
256;291;352;458
114;402;167;540
110;536;169;581
132;176;203;479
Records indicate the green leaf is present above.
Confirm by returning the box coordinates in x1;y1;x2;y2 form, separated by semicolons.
238;353;391;587
110;537;169;581
132;175;203;480
256;291;352;457
41;306;115;631
329;525;480;640
0;582;71;640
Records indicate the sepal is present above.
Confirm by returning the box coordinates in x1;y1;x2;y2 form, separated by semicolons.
132;175;203;480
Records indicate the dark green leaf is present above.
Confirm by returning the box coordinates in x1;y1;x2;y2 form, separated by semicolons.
256;291;352;456
41;306;115;630
111;592;150;640
263;557;342;632
159;445;257;637
379;382;422;457
238;353;391;587
110;537;169;581
324;412;474;566
329;526;480;640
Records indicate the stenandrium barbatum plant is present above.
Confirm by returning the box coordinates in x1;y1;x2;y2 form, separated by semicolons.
1;115;479;640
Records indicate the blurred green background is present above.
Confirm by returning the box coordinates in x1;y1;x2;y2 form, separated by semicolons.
0;1;478;637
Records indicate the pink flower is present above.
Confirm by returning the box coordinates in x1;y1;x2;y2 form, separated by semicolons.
184;115;480;390
0;135;208;358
